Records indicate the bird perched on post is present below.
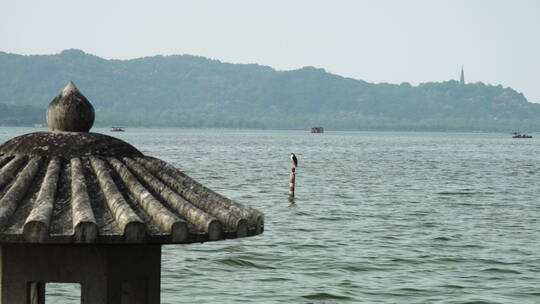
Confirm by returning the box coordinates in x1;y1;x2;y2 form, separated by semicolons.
290;153;298;168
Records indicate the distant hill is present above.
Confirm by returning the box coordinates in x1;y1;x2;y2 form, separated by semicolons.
1;49;539;131
0;103;44;126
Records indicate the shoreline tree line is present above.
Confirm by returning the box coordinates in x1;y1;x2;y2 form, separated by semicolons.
1;49;538;132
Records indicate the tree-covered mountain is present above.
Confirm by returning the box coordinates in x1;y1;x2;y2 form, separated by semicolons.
0;49;538;131
0;103;44;126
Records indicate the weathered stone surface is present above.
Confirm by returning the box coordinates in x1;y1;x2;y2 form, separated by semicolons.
46;81;95;132
0;132;143;158
70;157;98;243
1;244;161;304
23;157;61;242
0;134;263;244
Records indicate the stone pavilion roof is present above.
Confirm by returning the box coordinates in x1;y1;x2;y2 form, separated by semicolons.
0;82;264;244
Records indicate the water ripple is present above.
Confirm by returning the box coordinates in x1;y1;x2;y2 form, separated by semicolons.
12;128;536;304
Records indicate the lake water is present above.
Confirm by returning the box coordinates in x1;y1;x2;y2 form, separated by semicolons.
1;128;539;303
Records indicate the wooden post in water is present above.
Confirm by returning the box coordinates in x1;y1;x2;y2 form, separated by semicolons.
288;167;296;198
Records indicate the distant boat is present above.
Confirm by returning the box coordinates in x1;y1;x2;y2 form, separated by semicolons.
512;132;532;138
311;126;324;133
111;126;125;132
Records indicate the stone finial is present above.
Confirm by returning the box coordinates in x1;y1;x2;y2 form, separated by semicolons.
46;81;95;132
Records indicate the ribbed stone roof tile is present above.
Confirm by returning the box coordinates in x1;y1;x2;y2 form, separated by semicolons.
0;151;264;244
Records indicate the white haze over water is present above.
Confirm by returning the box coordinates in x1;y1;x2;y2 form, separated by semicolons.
0;0;539;101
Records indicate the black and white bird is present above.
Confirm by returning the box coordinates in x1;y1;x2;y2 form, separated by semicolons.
290;153;298;168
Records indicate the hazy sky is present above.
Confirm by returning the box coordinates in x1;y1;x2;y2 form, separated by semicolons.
1;0;539;101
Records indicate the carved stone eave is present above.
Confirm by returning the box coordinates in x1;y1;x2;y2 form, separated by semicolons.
0;152;263;244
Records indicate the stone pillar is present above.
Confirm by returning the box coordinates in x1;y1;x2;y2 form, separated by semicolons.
0;244;161;304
